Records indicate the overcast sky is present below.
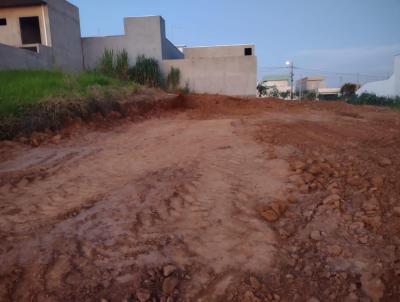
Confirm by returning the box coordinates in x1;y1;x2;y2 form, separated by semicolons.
69;0;400;87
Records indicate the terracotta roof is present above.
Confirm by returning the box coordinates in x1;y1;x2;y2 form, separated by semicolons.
0;0;47;8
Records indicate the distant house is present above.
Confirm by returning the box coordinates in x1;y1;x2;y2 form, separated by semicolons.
296;76;326;93
357;54;400;98
318;88;341;100
261;75;291;93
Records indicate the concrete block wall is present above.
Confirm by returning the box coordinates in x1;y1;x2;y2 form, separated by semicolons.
183;45;255;59
46;0;83;72
0;42;53;69
162;38;184;60
162;55;257;96
82;16;176;69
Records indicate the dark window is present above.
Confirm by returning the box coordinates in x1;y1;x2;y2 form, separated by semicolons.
0;18;6;26
244;48;252;56
19;16;41;44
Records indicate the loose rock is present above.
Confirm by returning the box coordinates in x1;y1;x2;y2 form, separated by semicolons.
310;230;322;241
162;277;179;296
361;273;385;302
163;265;177;277
136;288;151;302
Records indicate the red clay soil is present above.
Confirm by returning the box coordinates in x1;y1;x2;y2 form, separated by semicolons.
0;94;399;302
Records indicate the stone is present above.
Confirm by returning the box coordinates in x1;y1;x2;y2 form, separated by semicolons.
310;230;322;241
292;161;306;171
163;265;177;277
361;273;385;302
162;277;179;296
259;208;279;222
270;200;287;216
379;158;392;167
323;194;341;206
393;207;400;217
345;293;358;301
31;137;40;147
136;288;151;302
327;245;342;256
308;164;322;175
249;276;261;291
243;291;260;302
371;175;385;188
287;195;297;204
362;216;381;229
50;134;62;145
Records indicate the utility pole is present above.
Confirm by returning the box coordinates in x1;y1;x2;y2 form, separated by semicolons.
286;61;294;100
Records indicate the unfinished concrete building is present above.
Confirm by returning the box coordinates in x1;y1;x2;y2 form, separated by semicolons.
0;0;83;71
0;0;257;96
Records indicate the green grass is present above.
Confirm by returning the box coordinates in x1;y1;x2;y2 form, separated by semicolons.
0;70;129;117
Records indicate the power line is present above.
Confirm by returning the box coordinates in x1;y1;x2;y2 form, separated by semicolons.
258;65;387;79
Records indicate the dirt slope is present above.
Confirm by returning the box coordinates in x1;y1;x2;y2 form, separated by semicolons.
0;95;399;302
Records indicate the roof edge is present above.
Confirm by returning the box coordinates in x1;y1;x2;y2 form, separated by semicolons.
0;0;47;8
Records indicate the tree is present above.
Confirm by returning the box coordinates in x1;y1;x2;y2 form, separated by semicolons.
341;83;358;98
257;84;267;97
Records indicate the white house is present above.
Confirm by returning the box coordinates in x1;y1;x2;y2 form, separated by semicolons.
261;75;291;93
357;54;400;98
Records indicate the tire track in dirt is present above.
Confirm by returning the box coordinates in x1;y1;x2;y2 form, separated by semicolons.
0;116;290;301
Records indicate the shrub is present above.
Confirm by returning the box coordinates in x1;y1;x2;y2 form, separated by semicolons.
257;84;267;97
98;49;130;80
279;91;290;99
115;49;129;80
341;83;358;99
166;67;181;91
347;93;400;107
303;90;317;100
179;82;191;95
99;49;115;76
129;55;162;87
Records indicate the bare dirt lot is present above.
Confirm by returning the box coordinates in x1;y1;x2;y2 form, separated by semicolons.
0;95;399;302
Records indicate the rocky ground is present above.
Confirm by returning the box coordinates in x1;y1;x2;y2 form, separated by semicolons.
0;95;399;302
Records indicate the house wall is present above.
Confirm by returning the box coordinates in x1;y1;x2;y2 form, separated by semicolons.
82;16;175;69
357;54;400;97
162;38;184;60
0;42;53;69
183;45;255;58
264;80;290;92
296;78;326;92
162;55;257;96
0;5;52;47
46;0;83;72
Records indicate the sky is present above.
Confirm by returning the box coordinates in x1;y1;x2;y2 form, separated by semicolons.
69;0;400;87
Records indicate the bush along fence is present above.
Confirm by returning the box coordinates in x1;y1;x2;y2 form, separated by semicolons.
98;49;190;93
347;93;400;108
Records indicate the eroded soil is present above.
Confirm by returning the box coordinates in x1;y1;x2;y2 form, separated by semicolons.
0;95;399;302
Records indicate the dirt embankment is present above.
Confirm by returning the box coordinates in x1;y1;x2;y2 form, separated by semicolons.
0;94;399;302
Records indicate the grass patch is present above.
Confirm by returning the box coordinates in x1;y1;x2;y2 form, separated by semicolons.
0;70;131;117
0;70;140;140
